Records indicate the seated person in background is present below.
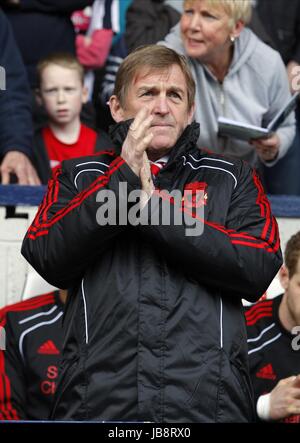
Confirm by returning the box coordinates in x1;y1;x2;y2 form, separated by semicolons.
96;0;132;132
75;0;114;89
1;0;94;130
160;0;295;188
125;0;183;53
254;0;300;195
0;9;40;185
33;52;114;184
246;231;300;423
125;0;271;54
0;290;65;420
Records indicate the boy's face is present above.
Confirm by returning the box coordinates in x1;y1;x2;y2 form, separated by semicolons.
39;64;88;126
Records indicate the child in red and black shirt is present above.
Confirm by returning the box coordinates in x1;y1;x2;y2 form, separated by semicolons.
33;52;114;184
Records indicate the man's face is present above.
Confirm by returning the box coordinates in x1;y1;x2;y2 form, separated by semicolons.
39;64;87;126
110;64;194;159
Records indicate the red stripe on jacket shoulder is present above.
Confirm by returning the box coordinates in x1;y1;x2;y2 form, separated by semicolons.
0;292;56;326
245;299;274;326
27;156;124;240
246;311;273;326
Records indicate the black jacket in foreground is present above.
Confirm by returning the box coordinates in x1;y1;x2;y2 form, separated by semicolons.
21;121;282;422
0;292;63;420
246;294;300;423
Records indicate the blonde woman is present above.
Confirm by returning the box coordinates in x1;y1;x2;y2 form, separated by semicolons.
161;0;295;179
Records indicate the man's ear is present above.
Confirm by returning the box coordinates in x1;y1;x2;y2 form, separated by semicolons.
109;95;125;123
187;102;195;125
279;265;290;290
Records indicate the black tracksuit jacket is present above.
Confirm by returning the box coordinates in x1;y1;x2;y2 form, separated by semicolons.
0;292;63;420
246;294;300;423
22;121;282;422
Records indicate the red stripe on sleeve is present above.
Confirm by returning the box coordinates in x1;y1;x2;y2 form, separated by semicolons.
28;157;125;240
245;306;273;322
0;354;19;420
245;300;273;317
247;312;273;326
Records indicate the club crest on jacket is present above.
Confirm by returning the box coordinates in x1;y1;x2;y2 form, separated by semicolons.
182;181;208;209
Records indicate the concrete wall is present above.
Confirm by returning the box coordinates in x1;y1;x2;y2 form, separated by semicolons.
0;206;56;308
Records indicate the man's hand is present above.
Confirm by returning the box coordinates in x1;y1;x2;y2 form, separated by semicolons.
0;151;41;185
251;133;280;162
121;107;153;176
140;151;154;209
269;375;300;420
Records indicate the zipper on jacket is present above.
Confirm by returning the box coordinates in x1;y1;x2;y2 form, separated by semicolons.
81;278;89;344
219;296;223;349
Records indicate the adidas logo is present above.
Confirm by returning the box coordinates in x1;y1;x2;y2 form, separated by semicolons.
37;340;60;355
256;364;276;380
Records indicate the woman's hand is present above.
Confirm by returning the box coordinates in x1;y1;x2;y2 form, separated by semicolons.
251;133;280;162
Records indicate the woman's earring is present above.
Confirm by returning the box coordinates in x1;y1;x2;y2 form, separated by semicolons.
230;35;235;43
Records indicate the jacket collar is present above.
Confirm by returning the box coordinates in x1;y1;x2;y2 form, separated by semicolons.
109;119;200;166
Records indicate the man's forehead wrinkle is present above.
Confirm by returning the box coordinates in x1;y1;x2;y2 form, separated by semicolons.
135;85;187;100
132;67;172;86
136;83;183;90
132;74;187;96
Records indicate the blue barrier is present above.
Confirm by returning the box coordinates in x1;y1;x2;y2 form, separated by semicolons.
268;195;300;218
0;185;46;206
0;185;300;217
